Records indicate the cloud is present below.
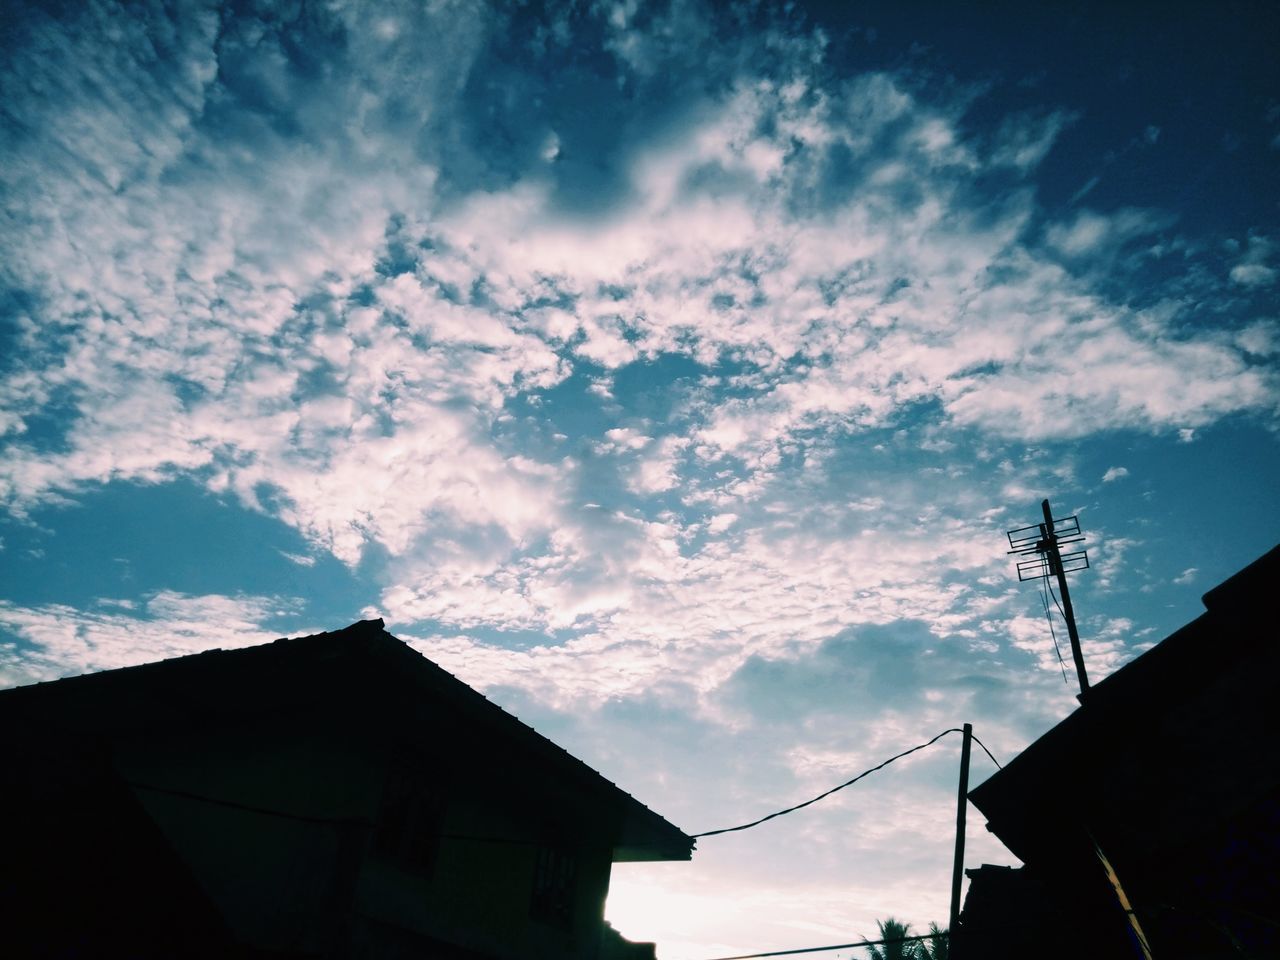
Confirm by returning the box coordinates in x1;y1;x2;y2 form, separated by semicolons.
1102;466;1129;482
1236;321;1278;357
4;4;1275;574
990;110;1074;170
0;16;1265;836
1044;207;1173;258
1068;176;1101;206
1230;235;1277;287
392;486;1071;715
0;591;302;687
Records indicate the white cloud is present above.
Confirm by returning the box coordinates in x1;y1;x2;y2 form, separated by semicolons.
1230;235;1277;287
1092;536;1136;592
627;436;691;495
1102;466;1129;482
706;513;739;534
390;499;1025;711
0;592;301;687
1044;207;1173;258
5;23;1275;569
1236;321;1278;357
988;110;1073;170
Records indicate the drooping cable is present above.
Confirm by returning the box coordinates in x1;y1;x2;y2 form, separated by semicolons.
691;728;963;838
1048;581;1068;622
969;731;1004;769
129;780;372;826
1040;571;1069;684
690;930;947;960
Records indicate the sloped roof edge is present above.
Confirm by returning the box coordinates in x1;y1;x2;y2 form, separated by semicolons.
0;618;694;862
968;541;1280;859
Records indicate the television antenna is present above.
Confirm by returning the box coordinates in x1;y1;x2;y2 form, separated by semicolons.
1007;499;1092;700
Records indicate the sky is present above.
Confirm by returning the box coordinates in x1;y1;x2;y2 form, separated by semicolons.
1;0;1277;956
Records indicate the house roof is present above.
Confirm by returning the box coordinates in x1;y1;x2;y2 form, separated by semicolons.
968;542;1280;867
0;619;695;862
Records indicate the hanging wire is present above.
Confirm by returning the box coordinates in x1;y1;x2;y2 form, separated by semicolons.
1048;581;1069;622
690;930;947;960
692;728;963;838
1039;570;1070;685
969;731;1004;769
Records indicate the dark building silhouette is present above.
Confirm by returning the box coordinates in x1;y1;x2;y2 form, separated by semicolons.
0;618;693;959
959;544;1280;959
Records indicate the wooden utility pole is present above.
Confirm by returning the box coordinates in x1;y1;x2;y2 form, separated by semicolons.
948;722;973;938
1041;498;1090;699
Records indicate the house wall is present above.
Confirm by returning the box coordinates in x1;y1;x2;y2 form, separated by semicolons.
0;623;688;960
354;754;616;960
116;714;380;955
114;715;619;960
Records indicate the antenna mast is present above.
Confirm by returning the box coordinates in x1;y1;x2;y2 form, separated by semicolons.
1007;498;1092;700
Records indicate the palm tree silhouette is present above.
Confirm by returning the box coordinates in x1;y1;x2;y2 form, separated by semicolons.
920;922;949;960
866;918;919;960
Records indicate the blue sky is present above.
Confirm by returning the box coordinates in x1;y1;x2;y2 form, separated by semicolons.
1;0;1277;955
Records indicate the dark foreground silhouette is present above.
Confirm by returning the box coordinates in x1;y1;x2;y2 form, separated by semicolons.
0;619;691;959
959;544;1280;959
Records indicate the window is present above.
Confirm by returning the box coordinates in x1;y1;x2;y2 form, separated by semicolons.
375;756;444;876
530;844;578;929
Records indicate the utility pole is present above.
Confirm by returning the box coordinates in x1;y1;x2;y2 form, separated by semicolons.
948;722;972;939
1040;499;1089;698
1007;499;1093;700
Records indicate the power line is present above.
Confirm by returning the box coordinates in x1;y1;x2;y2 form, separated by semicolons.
1040;570;1070;685
690;931;947;960
692;728;963;838
969;731;1003;770
130;781;583;847
1048;581;1068;623
136;728;1006;847
129;780;373;826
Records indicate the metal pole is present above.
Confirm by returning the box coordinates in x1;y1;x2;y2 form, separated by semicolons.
1090;831;1156;960
949;722;972;938
1042;498;1090;699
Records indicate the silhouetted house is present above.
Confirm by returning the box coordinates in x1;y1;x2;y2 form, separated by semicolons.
959;544;1280;959
0;619;692;959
